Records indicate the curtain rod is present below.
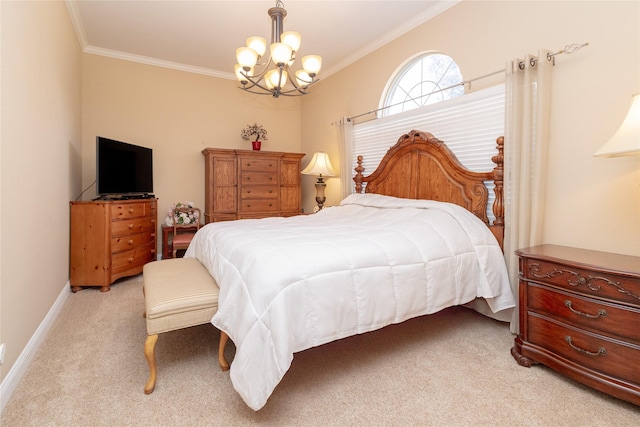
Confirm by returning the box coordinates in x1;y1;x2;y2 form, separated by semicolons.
346;42;589;123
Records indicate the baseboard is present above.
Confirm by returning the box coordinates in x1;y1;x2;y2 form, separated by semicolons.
0;281;71;413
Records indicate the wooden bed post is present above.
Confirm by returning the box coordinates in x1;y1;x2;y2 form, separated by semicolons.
490;136;505;247
354;155;365;193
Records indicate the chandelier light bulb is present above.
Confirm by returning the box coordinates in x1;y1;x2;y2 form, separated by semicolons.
246;36;267;58
236;47;258;69
235;64;253;83
280;31;301;52
270;42;292;65
302;55;322;76
265;69;288;90
295;70;311;87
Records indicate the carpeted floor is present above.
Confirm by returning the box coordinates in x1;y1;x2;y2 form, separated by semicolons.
2;274;638;426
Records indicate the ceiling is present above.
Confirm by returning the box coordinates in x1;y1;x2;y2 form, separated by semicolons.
66;0;460;80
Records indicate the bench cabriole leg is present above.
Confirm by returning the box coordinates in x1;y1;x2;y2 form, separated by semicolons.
219;331;230;371
144;334;159;394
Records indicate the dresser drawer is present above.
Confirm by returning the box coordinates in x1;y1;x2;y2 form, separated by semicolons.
528;314;640;385
111;242;155;274
111;230;155;254
521;258;640;307
240;171;277;185
527;283;640;343
240;186;278;199
239;157;278;172
111;202;148;219
111;217;155;237
239;199;278;213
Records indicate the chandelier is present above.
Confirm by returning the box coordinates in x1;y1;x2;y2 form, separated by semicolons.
234;1;322;98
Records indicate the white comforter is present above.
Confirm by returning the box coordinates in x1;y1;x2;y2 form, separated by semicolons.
185;193;515;410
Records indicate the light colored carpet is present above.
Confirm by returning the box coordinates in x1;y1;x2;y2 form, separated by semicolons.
2;274;638;426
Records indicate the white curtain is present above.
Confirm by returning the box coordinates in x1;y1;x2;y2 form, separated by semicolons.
335;117;354;199
504;51;553;332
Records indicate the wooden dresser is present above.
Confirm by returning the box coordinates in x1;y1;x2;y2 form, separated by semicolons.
70;199;157;292
202;148;304;223
511;244;640;406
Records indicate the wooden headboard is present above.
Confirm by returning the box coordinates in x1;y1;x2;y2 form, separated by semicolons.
353;130;505;247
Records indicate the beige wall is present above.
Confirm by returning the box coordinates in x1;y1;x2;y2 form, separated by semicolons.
82;55;304;238
0;1;82;381
300;0;640;256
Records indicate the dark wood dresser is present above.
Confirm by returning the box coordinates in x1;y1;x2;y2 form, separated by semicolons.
511;244;640;406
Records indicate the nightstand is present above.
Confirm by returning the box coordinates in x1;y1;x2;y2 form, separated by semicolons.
511;244;640;406
161;224;198;259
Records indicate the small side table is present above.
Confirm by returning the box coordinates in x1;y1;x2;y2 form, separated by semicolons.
161;224;198;259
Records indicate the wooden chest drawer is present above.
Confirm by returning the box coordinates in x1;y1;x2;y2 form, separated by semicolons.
239;157;278;172
240;171;277;185
111;217;155;237
521;257;640;308
240;186;278;199
527;314;640;385
111;241;155;274
111;230;155;254
239;199;278;213
527;283;640;343
111;202;148;219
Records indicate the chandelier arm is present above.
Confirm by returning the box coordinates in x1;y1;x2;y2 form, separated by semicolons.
240;73;277;93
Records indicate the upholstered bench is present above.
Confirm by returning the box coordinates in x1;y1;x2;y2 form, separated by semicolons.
143;257;229;394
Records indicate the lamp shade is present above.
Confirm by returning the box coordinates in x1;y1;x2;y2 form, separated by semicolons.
301;152;337;177
594;93;640;157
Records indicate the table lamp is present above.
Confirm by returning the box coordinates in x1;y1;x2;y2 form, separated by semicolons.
594;93;640;157
301;151;337;211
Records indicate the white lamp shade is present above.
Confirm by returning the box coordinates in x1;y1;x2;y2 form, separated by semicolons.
301;55;322;76
281;31;301;52
236;47;258;68
246;36;267;57
301;152;337;176
265;69;287;90
295;70;311;87
594;93;640;157
234;64;253;82
270;42;292;65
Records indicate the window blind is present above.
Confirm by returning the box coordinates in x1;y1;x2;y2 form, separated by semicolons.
352;84;505;220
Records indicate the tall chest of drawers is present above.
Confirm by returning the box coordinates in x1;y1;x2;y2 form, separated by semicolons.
511;244;640;406
202;148;304;223
70;199;157;292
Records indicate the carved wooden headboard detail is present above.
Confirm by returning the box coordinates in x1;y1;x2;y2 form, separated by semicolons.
353;130;505;248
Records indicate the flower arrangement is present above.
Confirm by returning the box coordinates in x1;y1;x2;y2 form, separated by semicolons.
241;123;268;142
164;201;199;226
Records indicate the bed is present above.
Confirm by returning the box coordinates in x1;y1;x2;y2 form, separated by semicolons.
185;130;514;410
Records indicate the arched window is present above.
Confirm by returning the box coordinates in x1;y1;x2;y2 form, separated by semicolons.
382;52;464;116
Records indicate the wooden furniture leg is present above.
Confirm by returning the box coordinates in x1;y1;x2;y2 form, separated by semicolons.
144;334;159;394
219;331;230;371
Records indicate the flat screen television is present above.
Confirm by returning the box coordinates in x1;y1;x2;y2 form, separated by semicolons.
96;136;154;198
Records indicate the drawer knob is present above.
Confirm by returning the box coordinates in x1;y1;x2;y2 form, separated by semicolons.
564;336;607;357
128;207;134;213
128;240;134;245
128;224;134;229
564;300;607;319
